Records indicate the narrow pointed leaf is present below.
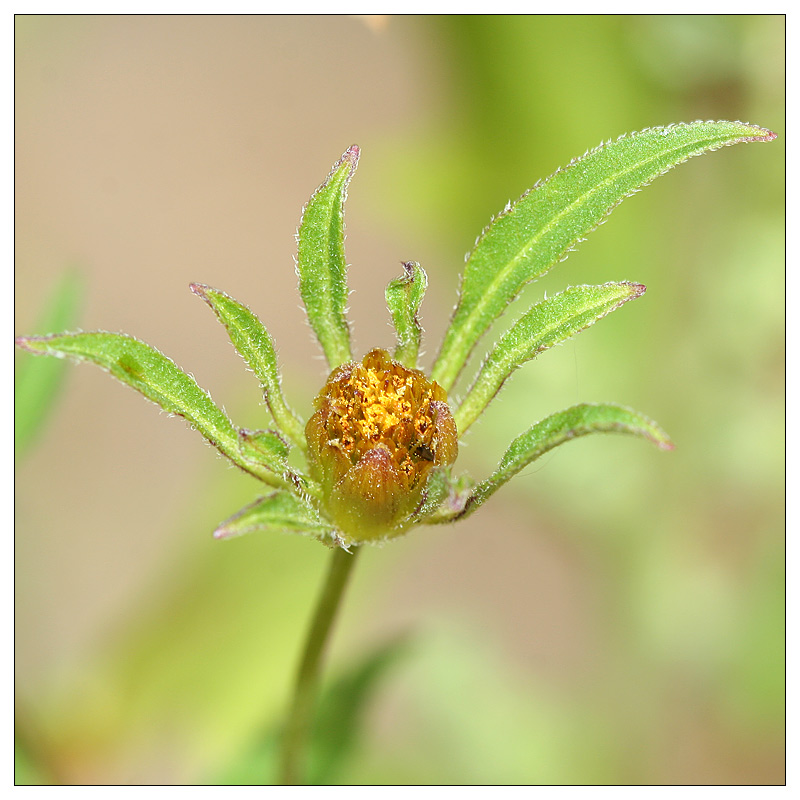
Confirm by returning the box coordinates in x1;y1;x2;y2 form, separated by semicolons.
385;261;428;368
213;490;333;540
190;283;306;448
15;270;83;458
436;403;672;522
15;331;285;486
297;145;359;369
455;282;645;433
432;120;776;391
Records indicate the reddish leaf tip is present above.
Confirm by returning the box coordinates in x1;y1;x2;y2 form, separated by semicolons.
736;125;777;143
755;129;778;142
15;335;40;352
336;144;360;176
189;282;209;297
629;282;647;297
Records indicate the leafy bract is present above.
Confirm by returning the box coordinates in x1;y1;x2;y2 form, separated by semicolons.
455;282;645;433
15;331;285;487
385;261;428;368
297;145;359;370
213;490;332;540
432;403;673;522
191;284;306;448
432;120;777;391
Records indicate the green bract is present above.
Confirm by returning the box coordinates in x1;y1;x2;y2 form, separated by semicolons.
385;261;428;369
296;145;358;371
15;121;776;549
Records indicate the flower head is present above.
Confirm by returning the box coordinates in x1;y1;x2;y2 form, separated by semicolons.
305;348;458;542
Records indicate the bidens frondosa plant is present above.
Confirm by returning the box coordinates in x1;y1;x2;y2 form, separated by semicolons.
16;121;775;783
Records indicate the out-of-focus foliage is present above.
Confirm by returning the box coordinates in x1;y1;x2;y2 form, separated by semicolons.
14;270;82;458
15;15;783;785
213;637;410;785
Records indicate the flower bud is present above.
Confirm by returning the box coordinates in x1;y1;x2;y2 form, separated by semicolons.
305;349;458;544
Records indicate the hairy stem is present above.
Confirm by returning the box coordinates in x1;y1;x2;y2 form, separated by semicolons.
279;546;360;785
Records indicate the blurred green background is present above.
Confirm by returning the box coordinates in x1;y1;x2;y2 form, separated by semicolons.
15;15;784;785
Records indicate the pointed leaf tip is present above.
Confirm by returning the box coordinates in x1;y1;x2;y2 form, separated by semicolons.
331;144;360;184
16;335;57;354
743;126;777;142
189;282;209;299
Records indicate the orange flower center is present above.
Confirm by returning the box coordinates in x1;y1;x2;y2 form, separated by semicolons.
320;349;450;484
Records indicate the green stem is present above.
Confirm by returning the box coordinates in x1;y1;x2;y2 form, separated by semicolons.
279;546;360;785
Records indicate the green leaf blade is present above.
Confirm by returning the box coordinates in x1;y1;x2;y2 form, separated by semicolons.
297;145;359;370
15;331;281;485
453;403;673;521
455;282;645;433
385;261;428;368
190;283;306;448
432;120;776;391
213;490;332;540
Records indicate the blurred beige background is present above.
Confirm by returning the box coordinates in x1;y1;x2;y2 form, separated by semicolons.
16;13;429;670
15;15;784;785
